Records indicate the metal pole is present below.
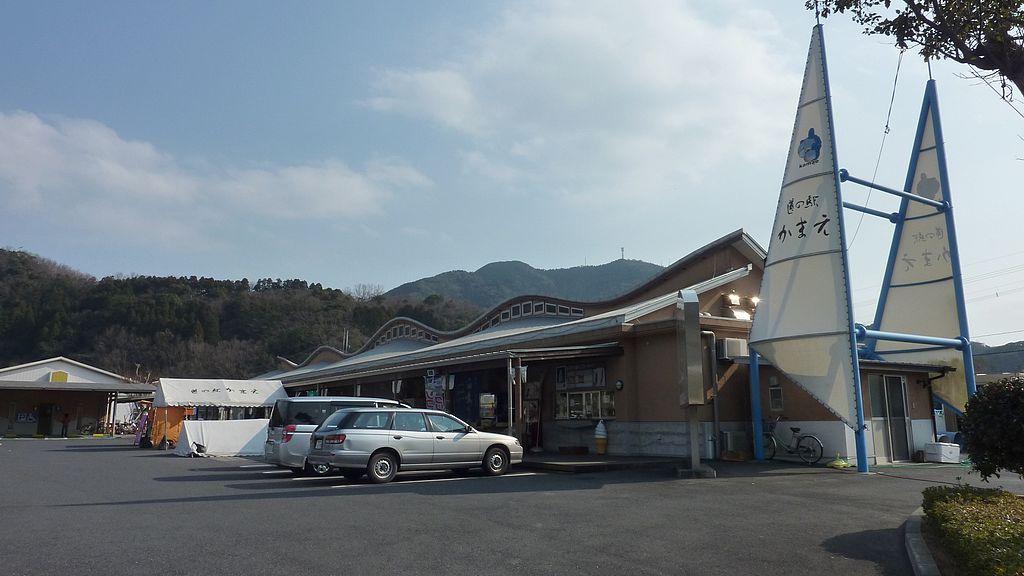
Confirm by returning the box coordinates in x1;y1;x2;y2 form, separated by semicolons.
840;169;947;210
688;405;702;472
506;357;514;437
856;326;964;349
842;201;899;223
514;357;524;441
750;350;764;460
702;331;720;459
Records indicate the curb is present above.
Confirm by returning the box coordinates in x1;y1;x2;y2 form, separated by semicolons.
905;507;940;576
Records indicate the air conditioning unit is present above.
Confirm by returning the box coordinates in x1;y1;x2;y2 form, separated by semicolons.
721;430;748;452
716;338;749;359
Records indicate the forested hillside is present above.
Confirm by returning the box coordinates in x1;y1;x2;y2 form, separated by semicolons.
386;258;664;308
0;249;481;380
4;247;1021;382
973;341;1024;375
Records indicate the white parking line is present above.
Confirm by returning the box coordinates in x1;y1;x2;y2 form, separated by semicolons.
261;469;293;475
330;472;540;488
240;464;273;468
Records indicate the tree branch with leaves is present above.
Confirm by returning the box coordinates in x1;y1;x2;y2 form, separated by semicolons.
810;0;1024;101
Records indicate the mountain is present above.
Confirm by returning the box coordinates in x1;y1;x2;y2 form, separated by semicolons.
972;341;1024;375
385;258;666;309
6;246;1021;381
0;249;480;380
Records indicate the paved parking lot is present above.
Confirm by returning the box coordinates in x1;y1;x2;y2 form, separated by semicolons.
2;437;1021;576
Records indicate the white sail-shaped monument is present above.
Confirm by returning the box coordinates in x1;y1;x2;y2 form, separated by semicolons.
749;25;863;429
867;81;976;412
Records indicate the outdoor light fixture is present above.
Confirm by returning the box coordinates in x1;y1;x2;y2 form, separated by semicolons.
731;309;752;321
725;293;741;306
750;296;760;306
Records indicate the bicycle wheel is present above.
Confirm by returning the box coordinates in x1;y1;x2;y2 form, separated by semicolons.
797;435;823;464
763;434;777;460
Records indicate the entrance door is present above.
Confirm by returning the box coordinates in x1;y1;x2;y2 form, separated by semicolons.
869;375;912;462
37;403;54;436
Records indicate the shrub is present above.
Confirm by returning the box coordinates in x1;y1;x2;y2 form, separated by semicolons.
961;376;1024;481
922;485;1024;575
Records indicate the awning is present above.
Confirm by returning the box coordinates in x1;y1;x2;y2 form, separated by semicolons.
0;380;156;393
155;378;287;407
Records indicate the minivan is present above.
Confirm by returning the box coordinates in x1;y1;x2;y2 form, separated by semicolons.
264;396;407;475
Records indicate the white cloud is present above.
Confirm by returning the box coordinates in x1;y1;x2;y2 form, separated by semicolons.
0;111;432;232
366;0;799;211
0;111;195;209
365;69;486;135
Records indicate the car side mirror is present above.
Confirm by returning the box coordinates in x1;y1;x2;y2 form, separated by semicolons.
464;425;474;433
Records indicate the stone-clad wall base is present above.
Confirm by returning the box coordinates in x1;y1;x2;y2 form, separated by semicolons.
543;420;693;457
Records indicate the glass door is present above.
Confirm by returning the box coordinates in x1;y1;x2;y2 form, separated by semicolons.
869;375;912;462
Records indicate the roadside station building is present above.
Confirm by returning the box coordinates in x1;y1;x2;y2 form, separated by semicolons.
0;357;154;437
265;230;948;464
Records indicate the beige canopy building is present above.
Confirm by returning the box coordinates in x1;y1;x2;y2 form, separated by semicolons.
0;357;154;437
265;229;948;464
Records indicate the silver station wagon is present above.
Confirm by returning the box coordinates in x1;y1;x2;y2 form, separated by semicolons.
307;407;524;483
264;396;407;476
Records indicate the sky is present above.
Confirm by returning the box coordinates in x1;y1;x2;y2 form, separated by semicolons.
1;1;1022;347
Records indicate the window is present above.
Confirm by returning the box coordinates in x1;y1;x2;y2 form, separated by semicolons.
393;412;428;432
556;391;615;419
289;402;331;425
768;376;783;412
347;411;392;429
427;413;468;433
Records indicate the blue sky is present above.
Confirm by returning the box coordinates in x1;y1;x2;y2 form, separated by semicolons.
1;1;1022;347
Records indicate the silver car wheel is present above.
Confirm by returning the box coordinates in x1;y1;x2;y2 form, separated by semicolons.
367;452;397;483
483;447;508;476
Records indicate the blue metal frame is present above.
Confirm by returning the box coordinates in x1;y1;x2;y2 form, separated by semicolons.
842;201;899;223
750;350;764;460
858;80;976;397
926;80;977;396
855;326;965;349
820;25;870;474
839;170;948;211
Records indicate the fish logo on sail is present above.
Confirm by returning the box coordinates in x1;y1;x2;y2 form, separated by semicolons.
798;128;822;166
916;172;940;201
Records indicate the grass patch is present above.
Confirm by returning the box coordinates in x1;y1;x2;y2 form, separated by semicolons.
922;485;1024;575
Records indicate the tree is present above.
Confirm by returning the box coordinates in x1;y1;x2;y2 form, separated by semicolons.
811;1;1024;100
347;283;385;302
960;376;1024;480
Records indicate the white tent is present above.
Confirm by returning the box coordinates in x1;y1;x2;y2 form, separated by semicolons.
154;378;287;407
174;419;269;457
154;378;287;457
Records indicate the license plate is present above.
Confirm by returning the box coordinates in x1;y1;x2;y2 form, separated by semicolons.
314;439;323;449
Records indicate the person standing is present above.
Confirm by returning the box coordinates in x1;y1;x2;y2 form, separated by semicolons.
60;413;71;438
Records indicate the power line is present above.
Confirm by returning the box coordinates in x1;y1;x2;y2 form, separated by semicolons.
974;329;1024;339
849;50;904;247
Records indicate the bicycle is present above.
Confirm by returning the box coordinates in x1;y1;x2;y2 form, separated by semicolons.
763;416;823;464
